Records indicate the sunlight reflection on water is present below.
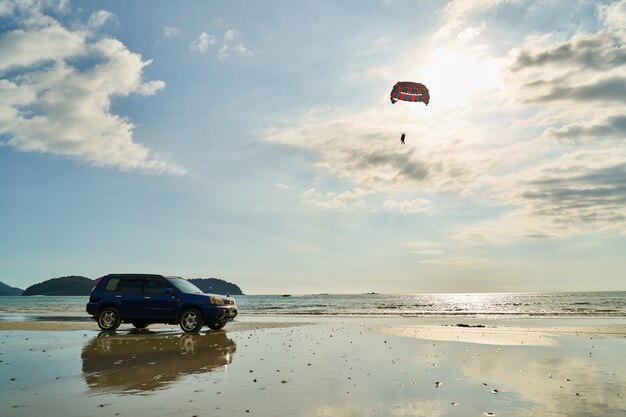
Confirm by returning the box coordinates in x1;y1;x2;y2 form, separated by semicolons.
1;292;625;318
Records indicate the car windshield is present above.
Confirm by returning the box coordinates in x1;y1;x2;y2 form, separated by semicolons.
166;277;204;294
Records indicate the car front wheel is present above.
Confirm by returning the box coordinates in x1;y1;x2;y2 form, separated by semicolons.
97;307;121;331
180;308;204;333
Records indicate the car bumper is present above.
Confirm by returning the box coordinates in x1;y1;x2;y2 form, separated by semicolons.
202;305;237;323
86;302;99;316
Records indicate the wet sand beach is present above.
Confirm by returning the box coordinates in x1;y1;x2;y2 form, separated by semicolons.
1;315;625;417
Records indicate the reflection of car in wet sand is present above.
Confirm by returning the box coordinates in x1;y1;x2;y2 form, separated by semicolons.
81;331;236;393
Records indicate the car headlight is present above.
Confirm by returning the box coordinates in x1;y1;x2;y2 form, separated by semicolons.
209;296;225;305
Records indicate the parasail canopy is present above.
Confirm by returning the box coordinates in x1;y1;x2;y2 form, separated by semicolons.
390;81;429;105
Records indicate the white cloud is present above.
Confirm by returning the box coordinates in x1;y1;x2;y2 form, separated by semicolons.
457;22;486;41
453;0;626;242
382;198;430;213
267;0;625;249
88;10;116;29
455;209;569;245
406;241;439;248
190;28;252;59
0;0;67;28
508;2;626;113
543;115;626;143
420;256;488;266
190;32;217;52
457;148;626;244
0;24;86;71
598;0;626;33
301;187;372;211
414;249;443;255
0;4;185;174
224;29;238;41
219;29;252;60
514;150;626;233
163;26;183;40
219;41;252;60
433;0;517;41
265;106;491;195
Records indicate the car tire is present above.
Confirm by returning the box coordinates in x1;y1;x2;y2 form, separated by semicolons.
132;322;149;329
208;320;226;330
179;308;204;333
97;307;121;331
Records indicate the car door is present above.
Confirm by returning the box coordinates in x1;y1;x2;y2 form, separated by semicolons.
142;278;177;320
117;278;145;318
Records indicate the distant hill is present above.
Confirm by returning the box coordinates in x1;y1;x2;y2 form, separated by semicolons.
23;276;95;296
20;275;243;296
0;281;23;296
190;278;244;295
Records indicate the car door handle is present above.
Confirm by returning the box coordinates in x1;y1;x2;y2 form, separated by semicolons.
144;296;151;299
116;295;122;298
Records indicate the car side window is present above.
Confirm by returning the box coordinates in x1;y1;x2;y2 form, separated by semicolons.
104;278;120;291
145;279;169;295
118;279;144;294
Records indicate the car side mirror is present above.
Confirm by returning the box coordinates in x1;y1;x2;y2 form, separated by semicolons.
165;288;175;295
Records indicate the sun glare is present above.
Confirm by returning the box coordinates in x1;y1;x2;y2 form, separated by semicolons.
419;50;503;107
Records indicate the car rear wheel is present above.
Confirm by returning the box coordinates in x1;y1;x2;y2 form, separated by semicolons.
208;320;226;330
97;307;121;331
180;308;204;333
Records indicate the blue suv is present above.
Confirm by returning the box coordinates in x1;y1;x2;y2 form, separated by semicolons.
86;274;237;332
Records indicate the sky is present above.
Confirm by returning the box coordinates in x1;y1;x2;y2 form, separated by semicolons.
1;0;625;294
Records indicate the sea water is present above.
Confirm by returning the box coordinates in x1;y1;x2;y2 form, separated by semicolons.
0;291;625;319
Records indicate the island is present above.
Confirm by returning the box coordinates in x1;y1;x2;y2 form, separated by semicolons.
13;275;243;296
0;281;23;296
189;278;243;296
23;276;94;296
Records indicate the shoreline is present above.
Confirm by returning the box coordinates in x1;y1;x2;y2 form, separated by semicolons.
2;314;626;340
2;314;625;416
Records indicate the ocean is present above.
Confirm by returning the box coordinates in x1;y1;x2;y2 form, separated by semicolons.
1;291;625;320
